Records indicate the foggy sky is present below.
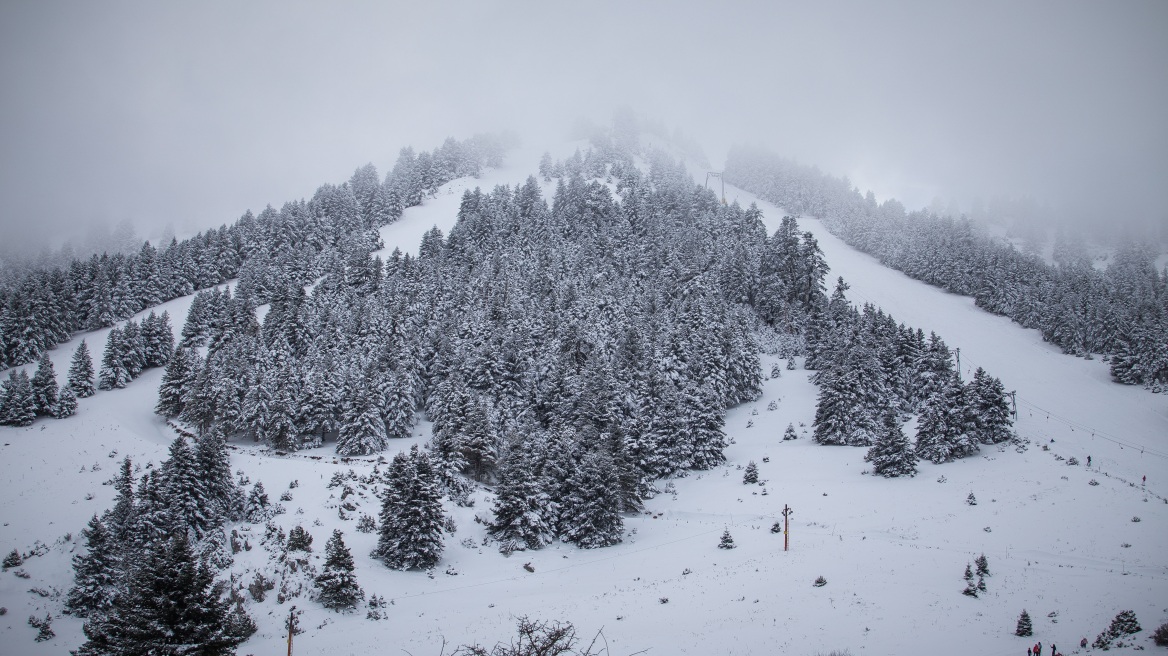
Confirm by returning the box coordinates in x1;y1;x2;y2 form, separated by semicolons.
2;0;1166;252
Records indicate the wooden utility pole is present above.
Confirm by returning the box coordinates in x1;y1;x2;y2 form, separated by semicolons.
286;605;298;656
782;504;793;552
955;348;961;380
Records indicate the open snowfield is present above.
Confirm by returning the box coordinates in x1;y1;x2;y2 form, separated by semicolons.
1;143;1166;656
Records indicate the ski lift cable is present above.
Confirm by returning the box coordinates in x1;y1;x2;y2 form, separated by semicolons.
950;350;1168;459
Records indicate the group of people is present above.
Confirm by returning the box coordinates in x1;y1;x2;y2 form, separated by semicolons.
1028;638;1091;655
1027;643;1055;656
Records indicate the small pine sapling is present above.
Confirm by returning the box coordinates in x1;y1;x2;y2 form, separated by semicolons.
767;400;778;411
771;521;782;533
783;423;798;441
976;576;986;593
1152;620;1168;646
962;580;978;597
743;461;759;484
963;563;973;581
2;549;22;569
366;594;388;621
357;514;376;533
813;576;827;587
786;357;796;370
718;529;736;549
975;553;990;577
966;492;977;506
1015;609;1033;636
1108;610;1142;637
771;362;783;378
286;526;313;552
28;613;54;642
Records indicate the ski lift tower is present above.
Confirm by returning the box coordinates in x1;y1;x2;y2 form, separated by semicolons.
706;171;726;204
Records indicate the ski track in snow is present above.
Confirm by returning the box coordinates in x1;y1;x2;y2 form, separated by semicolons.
1;143;1166;656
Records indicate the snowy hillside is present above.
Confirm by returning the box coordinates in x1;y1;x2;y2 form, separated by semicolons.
1;139;1166;656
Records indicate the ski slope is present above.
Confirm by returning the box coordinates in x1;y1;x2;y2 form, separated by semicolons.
1;142;1165;656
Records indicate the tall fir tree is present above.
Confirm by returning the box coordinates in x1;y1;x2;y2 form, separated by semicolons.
374;447;445;570
64;514;119;618
0;369;37;426
77;533;251;656
98;327;131;390
337;382;389;456
196;426;242;526
915;375;978;464
864;412;917;477
559;451;624;549
30;351;59;416
315;530;365;611
160;435;210;539
156;347;198;418
68;339;96;398
489;445;556;552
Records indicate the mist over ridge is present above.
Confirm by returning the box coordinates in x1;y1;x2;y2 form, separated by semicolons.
2;1;1166;254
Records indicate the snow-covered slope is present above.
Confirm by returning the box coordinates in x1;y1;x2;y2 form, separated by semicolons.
1;143;1165;656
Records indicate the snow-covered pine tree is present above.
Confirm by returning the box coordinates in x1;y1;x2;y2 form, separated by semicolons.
783;423;798;441
103;457;137;544
160;435;210;539
155;346;198;417
64;515;118;618
140;310;174;368
963;563;973;581
76;533;251;656
120;319;145;379
287;526;313;552
375;447;445;569
718;528;736;549
179;359;216;436
559;450;623;549
489;445;556;552
337;380;389;456
68;340;96;398
97;327;130;390
379;368;416;440
315;530;364;611
915;374;978;464
743;461;759;484
812;362;881;446
975;553;989;577
1108;610;1142;637
864;411;917;477
196;426;243;525
56;383;77;418
245;481;271;523
966;367;1013;444
1015;609;1033;636
0;369;37;426
30;351;59;416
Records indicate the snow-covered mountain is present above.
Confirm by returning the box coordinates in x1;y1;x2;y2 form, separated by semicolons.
1;134;1165;656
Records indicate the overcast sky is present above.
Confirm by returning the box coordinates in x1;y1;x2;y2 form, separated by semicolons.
1;1;1165;251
